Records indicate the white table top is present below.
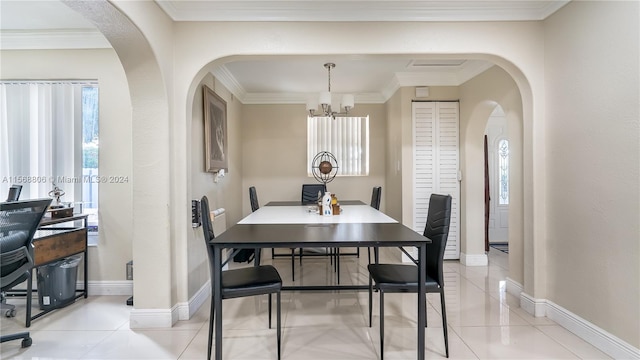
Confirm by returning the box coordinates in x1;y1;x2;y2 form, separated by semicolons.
238;204;397;224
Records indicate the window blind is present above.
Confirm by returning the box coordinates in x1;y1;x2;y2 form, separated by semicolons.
307;116;369;176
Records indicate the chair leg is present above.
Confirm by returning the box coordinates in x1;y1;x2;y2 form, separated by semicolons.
207;297;215;360
0;332;32;348
368;275;373;327
367;247;371;264
336;248;340;284
26;269;32;327
380;290;385;360
440;290;449;358
271;248;275;259
290;249;295;281
277;291;282;360
268;293;272;329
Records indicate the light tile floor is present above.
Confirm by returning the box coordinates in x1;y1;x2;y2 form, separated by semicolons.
1;249;612;359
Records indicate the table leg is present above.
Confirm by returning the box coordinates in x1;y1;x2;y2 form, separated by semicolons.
84;249;88;298
417;243;426;360
255;248;261;266
213;246;223;360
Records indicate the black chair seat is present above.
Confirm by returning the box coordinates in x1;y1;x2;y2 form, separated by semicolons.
367;264;440;290
222;265;282;298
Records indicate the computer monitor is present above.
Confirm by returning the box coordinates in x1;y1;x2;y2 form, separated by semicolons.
6;185;22;202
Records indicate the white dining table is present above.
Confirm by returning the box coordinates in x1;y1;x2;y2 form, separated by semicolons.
238;204;398;225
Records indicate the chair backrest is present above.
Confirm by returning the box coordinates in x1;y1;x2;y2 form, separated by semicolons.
370;186;382;210
199;196;217;279
249;186;259;212
1;198;52;290
301;183;326;205
422;194;452;286
6;185;22;202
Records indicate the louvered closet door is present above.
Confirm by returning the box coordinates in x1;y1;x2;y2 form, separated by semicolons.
413;102;460;260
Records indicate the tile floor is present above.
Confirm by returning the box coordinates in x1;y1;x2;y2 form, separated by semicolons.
0;249;612;359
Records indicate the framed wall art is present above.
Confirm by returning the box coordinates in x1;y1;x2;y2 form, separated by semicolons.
203;85;228;172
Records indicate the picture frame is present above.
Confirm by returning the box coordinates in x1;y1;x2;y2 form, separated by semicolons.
203;85;228;173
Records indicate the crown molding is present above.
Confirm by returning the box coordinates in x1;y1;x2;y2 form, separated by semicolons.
215;60;492;105
155;1;570;22
0;29;111;50
211;66;247;100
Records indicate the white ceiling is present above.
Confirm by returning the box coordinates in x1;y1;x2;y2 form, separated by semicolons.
0;0;570;104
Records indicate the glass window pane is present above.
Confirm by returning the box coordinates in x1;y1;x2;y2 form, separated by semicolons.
498;139;509;205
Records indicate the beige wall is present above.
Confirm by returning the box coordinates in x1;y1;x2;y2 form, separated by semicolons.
187;73;244;299
241;103;386;213
544;0;639;346
384;89;404;222
0;49;133;285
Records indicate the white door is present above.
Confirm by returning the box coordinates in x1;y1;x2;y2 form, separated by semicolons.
486;107;509;243
412;102;460;259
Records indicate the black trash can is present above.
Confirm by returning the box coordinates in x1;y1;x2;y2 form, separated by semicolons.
37;254;82;310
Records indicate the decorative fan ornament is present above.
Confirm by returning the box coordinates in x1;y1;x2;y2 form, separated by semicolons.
311;151;339;184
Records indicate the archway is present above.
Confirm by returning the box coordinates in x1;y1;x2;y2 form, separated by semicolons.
62;0;173;327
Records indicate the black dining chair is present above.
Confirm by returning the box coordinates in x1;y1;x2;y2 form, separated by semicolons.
297;184;337;281
200;196;283;360
251;186;298;278
367;193;452;359
249;186;260;212
367;186;383;264
301;183;326;205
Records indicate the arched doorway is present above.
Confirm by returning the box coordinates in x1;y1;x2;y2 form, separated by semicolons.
63;0;174;327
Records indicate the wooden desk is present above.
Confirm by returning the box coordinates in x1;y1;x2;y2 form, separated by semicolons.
211;212;431;360
25;214;89;326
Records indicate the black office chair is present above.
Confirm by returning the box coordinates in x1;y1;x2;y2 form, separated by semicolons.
367;193;452;359
5;184;22;202
200;196;282;360
1;198;52;348
367;186;382;264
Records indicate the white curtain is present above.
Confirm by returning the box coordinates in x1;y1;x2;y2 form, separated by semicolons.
0;82;81;200
307;115;369;176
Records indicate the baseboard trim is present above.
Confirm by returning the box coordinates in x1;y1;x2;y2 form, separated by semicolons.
545;300;640;359
177;282;210;321
505;277;523;298
84;280;208;326
518;291;640;359
520;291;547;317
129;308;174;329
459;252;488;266
85;281;132;296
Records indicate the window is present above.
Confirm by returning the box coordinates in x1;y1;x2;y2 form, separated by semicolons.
498;139;509;205
307;116;369;176
0;81;100;244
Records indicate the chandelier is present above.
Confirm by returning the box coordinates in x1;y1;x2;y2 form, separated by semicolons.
306;63;354;119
